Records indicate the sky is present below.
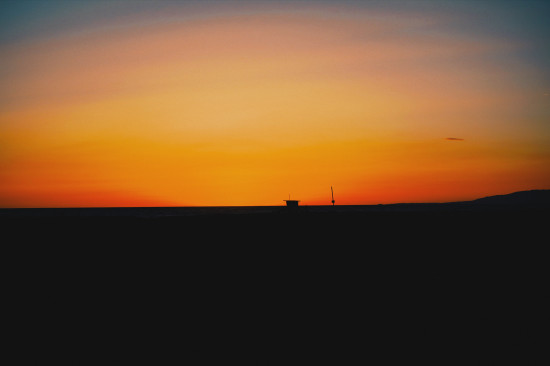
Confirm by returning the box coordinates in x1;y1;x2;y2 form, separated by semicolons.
1;0;549;207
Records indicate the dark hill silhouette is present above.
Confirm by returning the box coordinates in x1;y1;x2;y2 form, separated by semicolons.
467;189;550;205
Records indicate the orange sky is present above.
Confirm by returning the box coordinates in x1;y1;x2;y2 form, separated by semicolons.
1;1;549;207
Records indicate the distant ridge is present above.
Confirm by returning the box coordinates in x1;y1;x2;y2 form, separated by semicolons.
468;189;550;205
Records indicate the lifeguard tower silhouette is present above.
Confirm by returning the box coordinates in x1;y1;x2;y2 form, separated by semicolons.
284;194;300;207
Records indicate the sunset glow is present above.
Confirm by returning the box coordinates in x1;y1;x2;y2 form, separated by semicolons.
1;0;549;207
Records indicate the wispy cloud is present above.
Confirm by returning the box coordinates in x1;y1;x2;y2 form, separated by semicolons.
445;137;464;141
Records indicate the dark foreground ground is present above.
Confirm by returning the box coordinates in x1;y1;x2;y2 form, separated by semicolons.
2;202;548;364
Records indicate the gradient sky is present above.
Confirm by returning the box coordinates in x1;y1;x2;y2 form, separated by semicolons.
1;0;549;207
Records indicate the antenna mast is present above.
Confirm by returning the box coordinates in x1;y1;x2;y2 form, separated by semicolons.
331;186;335;206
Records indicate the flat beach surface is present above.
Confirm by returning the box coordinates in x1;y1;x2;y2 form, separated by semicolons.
1;199;547;243
3;199;547;364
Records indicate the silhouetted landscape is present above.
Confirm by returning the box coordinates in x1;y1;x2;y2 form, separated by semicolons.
2;189;549;217
3;190;547;364
2;189;548;250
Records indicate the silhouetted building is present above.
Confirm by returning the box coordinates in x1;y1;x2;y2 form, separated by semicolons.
284;200;300;207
